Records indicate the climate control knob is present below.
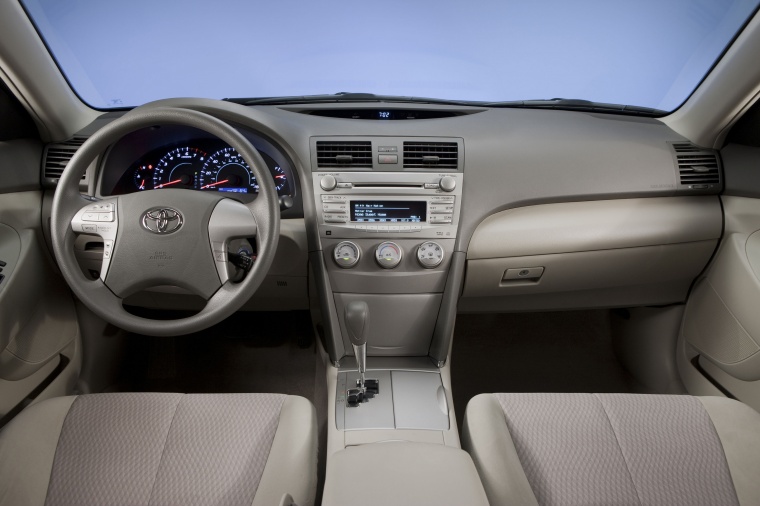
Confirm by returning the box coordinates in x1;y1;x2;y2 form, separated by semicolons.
417;241;445;268
375;241;403;269
320;175;337;191
333;241;361;268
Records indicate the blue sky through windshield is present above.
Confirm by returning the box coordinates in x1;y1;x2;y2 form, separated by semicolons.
20;0;760;111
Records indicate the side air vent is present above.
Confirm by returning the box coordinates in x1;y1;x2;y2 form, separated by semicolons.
671;142;721;189
42;136;88;186
316;141;372;168
403;142;458;169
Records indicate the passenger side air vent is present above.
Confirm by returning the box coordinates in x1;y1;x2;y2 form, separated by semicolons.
671;142;721;190
403;142;458;169
316;141;372;168
42;136;88;186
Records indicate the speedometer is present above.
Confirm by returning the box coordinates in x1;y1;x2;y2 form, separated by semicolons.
199;147;257;193
152;147;207;189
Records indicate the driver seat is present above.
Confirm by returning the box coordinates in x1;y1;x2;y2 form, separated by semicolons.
0;393;317;506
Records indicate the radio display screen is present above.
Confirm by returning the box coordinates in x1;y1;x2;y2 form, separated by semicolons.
351;200;426;223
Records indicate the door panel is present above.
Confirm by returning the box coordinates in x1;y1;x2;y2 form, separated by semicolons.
679;140;760;411
0;138;81;419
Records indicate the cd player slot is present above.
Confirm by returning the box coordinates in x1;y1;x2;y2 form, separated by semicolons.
351;183;424;189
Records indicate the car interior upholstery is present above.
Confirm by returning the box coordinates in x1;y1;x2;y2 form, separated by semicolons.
2;1;760;505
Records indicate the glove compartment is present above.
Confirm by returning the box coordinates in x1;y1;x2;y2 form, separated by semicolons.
461;197;722;312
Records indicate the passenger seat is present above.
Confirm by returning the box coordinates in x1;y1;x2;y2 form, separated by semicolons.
462;393;760;505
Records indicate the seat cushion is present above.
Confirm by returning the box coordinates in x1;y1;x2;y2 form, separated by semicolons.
0;393;317;506
462;393;760;506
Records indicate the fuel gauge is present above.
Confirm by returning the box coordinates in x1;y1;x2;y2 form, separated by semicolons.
133;164;153;190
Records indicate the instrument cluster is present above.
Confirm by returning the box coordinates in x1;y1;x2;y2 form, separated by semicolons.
108;141;292;197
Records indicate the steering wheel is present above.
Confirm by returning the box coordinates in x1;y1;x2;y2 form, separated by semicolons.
51;107;280;336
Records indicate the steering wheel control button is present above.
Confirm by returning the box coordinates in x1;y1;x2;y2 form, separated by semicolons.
103;240;114;259
439;176;457;192
141;207;184;234
81;224;98;233
85;203;114;212
375;241;403;269
334;241;361;269
417;241;445;268
502;267;545;281
320;175;337;191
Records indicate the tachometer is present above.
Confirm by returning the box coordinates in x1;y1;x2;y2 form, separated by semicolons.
152;147;207;190
199;147;257;193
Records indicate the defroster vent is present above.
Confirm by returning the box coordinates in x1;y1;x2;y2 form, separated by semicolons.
671;142;721;188
403;142;458;169
43;136;88;185
316;141;372;168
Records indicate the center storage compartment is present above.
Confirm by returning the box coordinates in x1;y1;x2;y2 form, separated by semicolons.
322;442;489;506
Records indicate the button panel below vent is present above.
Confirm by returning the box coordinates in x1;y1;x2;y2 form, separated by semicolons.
403;142;458;169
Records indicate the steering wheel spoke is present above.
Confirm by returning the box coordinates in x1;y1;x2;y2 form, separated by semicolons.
71;198;119;281
208;198;258;283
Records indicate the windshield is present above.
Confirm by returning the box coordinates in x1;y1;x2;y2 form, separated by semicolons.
20;0;760;112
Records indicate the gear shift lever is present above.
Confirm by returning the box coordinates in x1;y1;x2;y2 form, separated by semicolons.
345;301;369;389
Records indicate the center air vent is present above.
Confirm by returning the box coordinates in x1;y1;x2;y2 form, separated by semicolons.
671;142;721;189
403;142;458;169
43;136;88;186
316;141;372;168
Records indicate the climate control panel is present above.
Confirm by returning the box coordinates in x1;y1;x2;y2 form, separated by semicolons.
332;240;446;270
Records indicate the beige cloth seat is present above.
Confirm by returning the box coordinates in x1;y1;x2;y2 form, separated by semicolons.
462;393;760;506
0;393;317;506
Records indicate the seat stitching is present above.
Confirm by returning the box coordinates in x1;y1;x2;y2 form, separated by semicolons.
697;399;741;505
593;393;643;506
43;396;80;506
145;394;184;506
251;395;289;503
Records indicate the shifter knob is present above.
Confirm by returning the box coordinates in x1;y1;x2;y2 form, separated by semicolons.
345;301;369;389
345;301;369;347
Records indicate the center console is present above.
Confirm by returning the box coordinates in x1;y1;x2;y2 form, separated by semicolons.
311;139;464;360
311;137;478;502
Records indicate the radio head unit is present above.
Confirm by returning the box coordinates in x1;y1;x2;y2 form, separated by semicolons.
312;171;462;239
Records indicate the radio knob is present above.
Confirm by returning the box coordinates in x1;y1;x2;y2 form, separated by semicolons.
439;176;456;192
320;175;338;191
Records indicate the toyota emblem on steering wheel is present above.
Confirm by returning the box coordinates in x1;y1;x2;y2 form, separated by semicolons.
142;207;184;234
